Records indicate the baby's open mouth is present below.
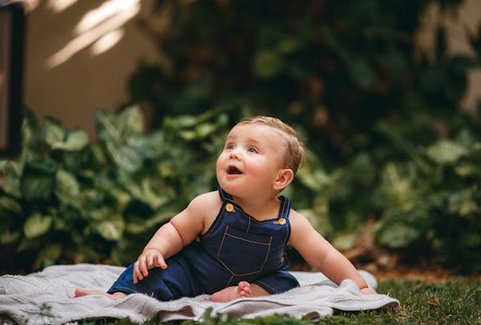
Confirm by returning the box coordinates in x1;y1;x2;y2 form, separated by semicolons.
227;166;242;175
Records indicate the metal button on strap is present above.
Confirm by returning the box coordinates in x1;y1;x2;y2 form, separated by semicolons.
274;217;286;225
225;203;235;212
280;256;285;263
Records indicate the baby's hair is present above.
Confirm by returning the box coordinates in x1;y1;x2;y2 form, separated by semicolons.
236;116;306;174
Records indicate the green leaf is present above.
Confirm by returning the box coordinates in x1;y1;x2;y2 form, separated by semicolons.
448;189;477;216
102;121;143;172
128;131;165;159
298;205;331;237
97;219;124;241
0;196;22;215
118;174;171;209
376;221;422;248
195;122;218;138
95;110;121;143
178;130;197;141
455;163;481;177
52;130;89;151
34;244;62;269
333;232;357;251
142;179;171;208
296;151;329;191
21;174;54;201
0;229;20;244
24;213;53;239
348;58;375;89
254;50;283;79
118;105;144;135
321;24;349;60
278;37;302;54
379;163;418;211
297;168;329;191
44;117;67;148
0;171;21;198
0;160;8;170
110;145;143;173
425;140;468;164
55;169;80;203
166;115;197;128
125;211;173;234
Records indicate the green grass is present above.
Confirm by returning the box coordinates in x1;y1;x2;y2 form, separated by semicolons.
319;277;481;324
81;277;481;325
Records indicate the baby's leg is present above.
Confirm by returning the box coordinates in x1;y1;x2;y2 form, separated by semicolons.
74;288;127;300
210;281;269;302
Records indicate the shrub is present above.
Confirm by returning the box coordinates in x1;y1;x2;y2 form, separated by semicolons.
0;106;229;273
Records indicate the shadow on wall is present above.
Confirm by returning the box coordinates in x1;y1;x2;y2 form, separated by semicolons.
42;0;141;68
21;0;161;140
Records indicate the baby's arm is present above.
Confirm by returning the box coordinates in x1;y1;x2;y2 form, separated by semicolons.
289;210;376;294
133;192;218;283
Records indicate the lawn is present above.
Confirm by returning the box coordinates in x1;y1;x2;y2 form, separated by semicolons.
79;276;481;324
319;277;481;324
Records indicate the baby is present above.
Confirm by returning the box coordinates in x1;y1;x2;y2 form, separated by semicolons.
75;116;375;302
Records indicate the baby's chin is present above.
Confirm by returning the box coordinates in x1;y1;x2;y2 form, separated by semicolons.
217;179;240;194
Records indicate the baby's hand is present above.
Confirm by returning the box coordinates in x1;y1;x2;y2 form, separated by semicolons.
360;287;377;295
133;248;167;284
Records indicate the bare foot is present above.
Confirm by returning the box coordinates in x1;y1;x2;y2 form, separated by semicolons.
210;281;252;302
74;288;127;300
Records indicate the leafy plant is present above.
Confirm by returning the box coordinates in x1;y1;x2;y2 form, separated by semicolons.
371;115;481;273
0;106;229;273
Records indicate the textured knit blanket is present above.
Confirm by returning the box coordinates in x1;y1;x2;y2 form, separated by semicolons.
0;263;399;324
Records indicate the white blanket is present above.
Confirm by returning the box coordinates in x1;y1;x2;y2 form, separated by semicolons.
0;264;399;324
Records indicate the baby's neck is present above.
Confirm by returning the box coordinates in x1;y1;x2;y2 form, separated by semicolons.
232;196;281;221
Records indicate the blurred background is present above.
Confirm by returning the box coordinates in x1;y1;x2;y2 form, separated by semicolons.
1;0;481;276
22;0;481;137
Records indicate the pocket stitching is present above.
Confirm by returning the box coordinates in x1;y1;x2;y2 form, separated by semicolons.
217;226;272;276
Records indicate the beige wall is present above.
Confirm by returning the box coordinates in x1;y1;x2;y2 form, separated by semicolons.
22;0;481;141
23;0;160;139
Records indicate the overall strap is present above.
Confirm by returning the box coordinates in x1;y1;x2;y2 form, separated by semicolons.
277;196;292;220
218;186;233;202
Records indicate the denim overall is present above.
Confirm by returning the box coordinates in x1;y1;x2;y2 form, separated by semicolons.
107;187;299;300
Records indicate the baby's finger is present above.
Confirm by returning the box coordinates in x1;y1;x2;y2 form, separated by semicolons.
133;261;142;284
139;256;150;277
146;254;154;268
155;255;168;269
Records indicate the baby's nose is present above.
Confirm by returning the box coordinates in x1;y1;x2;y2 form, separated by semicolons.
229;150;241;160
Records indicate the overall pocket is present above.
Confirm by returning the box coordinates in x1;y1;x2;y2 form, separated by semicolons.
217;226;272;276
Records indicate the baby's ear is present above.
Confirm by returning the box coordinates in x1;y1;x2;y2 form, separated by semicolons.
274;169;294;191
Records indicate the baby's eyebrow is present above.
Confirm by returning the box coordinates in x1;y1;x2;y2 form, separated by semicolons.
248;139;261;147
225;134;260;144
238;137;261;147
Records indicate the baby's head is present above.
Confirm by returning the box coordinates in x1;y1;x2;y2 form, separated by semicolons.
234;116;305;175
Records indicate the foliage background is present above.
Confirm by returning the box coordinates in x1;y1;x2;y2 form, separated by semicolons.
1;0;481;274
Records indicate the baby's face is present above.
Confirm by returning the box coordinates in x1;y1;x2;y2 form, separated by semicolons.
216;123;285;199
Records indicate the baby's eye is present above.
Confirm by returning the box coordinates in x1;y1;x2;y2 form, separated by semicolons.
226;144;235;150
247;147;258;153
